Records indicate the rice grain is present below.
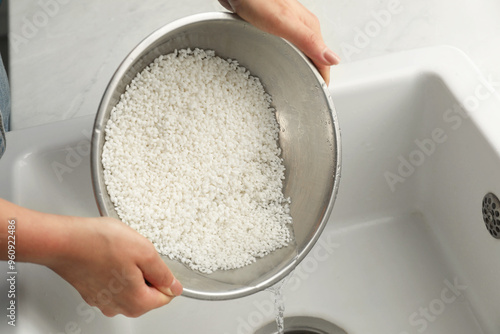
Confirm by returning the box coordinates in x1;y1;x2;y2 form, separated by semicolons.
102;48;292;273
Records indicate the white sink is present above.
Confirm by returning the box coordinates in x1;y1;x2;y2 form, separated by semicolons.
1;46;499;333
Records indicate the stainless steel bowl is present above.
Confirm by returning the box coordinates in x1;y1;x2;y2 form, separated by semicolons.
91;12;341;300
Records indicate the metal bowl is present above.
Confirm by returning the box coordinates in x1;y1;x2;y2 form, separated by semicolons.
91;12;341;300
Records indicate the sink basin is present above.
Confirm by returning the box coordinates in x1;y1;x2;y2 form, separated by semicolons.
1;46;499;333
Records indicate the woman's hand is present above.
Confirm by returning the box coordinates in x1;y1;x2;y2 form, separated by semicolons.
218;0;340;84
0;199;182;318
44;217;183;317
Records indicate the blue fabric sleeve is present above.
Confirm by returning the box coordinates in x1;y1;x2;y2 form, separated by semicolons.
0;54;10;158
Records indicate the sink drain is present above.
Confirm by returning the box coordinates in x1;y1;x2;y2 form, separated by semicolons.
482;192;500;239
254;316;347;334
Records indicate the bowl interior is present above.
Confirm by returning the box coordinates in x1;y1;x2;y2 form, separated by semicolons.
92;13;340;300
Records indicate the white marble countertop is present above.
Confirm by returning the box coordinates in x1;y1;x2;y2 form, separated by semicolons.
8;0;500;130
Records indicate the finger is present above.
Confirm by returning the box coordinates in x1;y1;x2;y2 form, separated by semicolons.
138;251;183;297
229;0;338;82
143;284;174;307
128;284;174;317
284;0;340;67
269;15;340;67
101;309;119;318
317;65;330;86
253;15;335;83
107;268;175;317
113;288;172;318
280;23;335;84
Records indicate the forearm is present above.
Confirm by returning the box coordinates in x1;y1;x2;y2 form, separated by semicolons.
0;198;72;265
0;198;181;316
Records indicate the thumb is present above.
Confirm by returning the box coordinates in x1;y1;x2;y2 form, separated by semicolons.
139;254;183;297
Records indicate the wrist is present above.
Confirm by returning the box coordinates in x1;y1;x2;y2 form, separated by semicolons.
0;199;89;267
17;211;70;265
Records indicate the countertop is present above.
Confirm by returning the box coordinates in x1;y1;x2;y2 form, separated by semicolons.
8;0;500;130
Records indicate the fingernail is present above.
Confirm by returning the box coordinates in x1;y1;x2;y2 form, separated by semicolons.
323;48;341;65
165;278;183;297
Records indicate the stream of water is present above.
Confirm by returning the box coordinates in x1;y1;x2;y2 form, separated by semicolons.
266;274;292;334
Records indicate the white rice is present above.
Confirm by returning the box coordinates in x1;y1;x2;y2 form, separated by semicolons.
102;48;292;273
